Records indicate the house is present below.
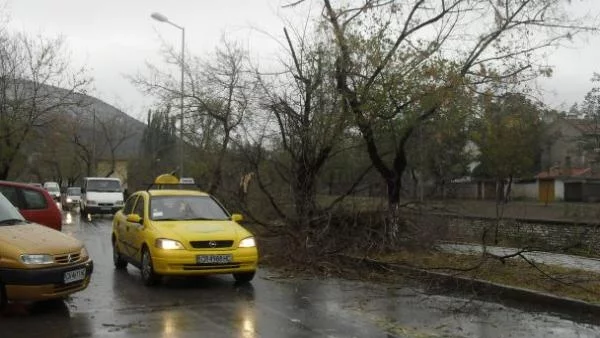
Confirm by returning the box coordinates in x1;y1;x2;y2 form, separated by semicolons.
541;114;600;171
535;167;600;202
535;114;600;202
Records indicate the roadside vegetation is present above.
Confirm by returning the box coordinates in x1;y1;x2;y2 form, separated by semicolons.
2;1;600;304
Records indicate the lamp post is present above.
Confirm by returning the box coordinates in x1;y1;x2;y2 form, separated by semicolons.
151;12;185;178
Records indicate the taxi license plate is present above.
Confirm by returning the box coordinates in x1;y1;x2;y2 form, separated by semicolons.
197;255;232;264
64;268;86;284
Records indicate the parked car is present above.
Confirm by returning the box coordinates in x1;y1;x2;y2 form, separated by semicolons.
0;193;93;308
63;187;82;211
111;174;258;286
80;177;124;217
0;181;62;231
43;181;61;202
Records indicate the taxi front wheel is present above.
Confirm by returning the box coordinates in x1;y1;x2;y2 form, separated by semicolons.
141;248;159;286
233;271;255;284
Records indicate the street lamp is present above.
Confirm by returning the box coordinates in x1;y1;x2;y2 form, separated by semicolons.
151;12;185;178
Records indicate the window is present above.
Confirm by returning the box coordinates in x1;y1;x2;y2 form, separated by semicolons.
123;195;138;215
0;186;20;208
134;196;145;218
86;179;121;192
150;195;228;221
22;189;48;210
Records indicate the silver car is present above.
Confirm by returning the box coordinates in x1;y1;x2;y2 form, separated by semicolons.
63;187;81;211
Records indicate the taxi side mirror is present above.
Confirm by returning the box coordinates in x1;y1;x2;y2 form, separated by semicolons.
231;213;243;222
126;214;143;224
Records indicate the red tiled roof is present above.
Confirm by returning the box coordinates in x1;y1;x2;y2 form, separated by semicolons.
536;167;591;179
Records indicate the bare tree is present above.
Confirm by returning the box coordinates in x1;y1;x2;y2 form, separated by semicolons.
95;113;135;177
246;26;354;236
0;31;90;179
130;36;252;193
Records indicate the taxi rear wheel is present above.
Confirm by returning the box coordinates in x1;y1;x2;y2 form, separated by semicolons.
233;271;255;284
141;248;159;286
113;240;128;270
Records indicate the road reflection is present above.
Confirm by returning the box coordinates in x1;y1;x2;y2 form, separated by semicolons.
1;299;92;338
236;303;256;338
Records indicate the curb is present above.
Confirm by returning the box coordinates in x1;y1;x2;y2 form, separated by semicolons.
335;254;600;321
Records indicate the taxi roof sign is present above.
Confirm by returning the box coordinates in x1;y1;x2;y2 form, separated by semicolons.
154;174;180;185
179;177;195;184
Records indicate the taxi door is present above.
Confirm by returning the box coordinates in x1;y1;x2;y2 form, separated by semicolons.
128;194;148;264
116;194;139;258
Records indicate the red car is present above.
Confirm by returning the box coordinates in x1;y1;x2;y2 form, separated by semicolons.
0;180;62;231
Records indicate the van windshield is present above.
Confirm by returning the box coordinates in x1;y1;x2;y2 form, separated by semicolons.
87;180;121;192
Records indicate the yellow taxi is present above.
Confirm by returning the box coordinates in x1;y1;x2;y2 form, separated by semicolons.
0;193;93;308
111;174;258;286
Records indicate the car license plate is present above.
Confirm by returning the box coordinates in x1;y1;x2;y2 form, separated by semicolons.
64;268;86;284
101;207;111;211
197;254;232;264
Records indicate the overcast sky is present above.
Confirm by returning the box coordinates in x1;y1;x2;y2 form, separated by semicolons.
5;0;600;120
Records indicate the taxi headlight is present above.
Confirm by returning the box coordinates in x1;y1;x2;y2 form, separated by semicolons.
80;247;89;259
20;254;54;265
155;238;184;250
239;237;256;248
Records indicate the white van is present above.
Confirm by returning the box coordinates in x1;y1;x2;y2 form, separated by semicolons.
80;177;124;216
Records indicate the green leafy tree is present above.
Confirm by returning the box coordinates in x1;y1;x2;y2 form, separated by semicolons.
472;92;543;243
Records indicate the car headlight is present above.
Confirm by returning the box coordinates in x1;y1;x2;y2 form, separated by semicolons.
239;237;256;248
20;254;54;265
155;238;184;250
66;198;73;203
80;247;89;259
116;200;123;205
87;200;96;205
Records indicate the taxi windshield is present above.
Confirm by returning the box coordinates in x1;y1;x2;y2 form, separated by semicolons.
149;195;229;221
0;193;26;225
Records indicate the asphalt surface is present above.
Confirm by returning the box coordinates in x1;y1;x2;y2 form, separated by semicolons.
1;211;600;337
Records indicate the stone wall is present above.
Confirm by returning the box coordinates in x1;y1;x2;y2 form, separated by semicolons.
443;215;600;254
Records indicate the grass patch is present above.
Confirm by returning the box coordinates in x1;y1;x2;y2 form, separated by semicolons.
372;250;600;303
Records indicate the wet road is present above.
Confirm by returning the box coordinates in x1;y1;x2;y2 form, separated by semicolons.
2;212;600;337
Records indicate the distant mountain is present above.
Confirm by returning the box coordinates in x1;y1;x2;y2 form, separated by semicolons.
71;92;147;159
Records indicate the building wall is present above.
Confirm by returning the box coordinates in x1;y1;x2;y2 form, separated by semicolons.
511;182;538;200
542;119;585;169
554;179;564;200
